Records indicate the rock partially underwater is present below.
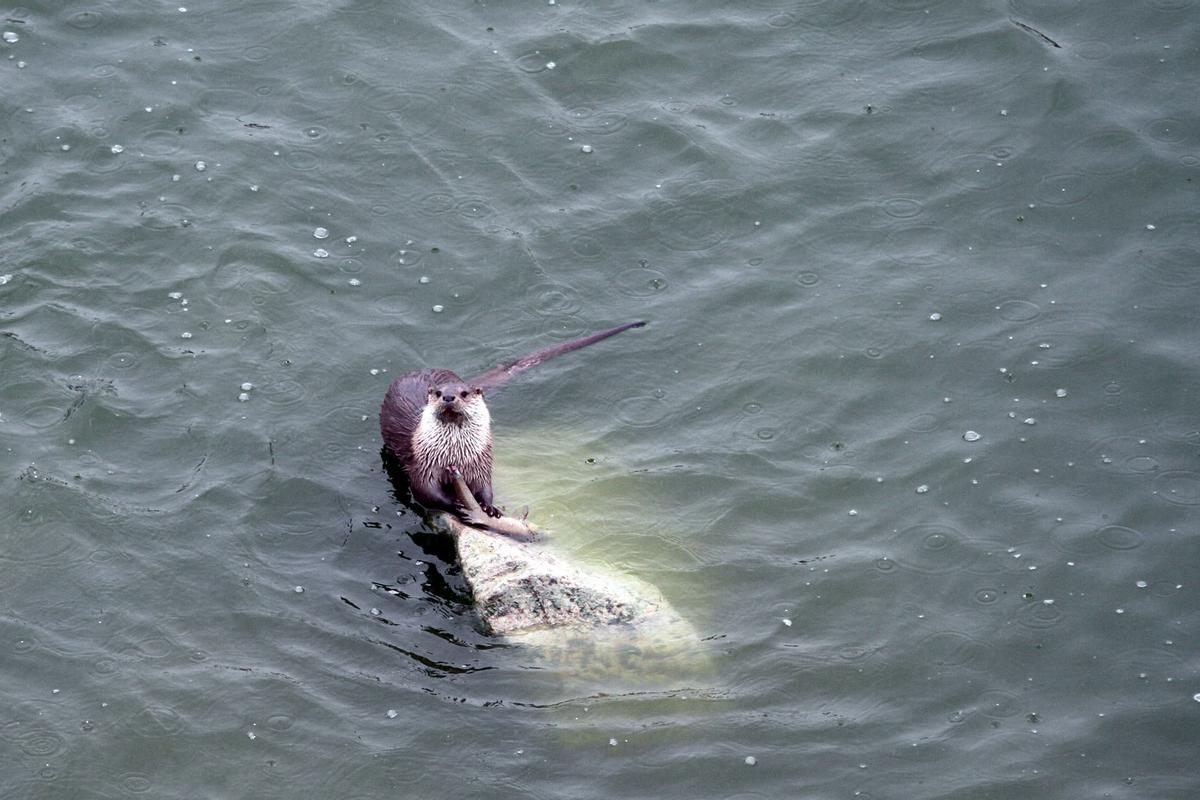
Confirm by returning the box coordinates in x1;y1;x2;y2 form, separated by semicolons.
431;472;704;683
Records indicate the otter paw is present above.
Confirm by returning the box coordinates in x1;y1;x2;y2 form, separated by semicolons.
482;504;503;519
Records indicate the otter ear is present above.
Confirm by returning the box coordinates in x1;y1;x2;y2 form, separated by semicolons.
473;387;483;396
427;385;437;394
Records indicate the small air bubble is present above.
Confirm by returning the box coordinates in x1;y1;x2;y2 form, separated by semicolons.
1145;224;1156;231
180;331;192;339
241;382;253;391
1055;388;1068;398
386;709;398;718
110;144;125;154
963;430;981;442
580;144;594;154
744;756;757;766
432;304;445;313
3;31;19;43
294;585;304;593
1023;418;1037;425
1136;580;1148;588
313;248;329;258
194;160;207;171
929;312;942;321
915;484;929;494
313;226;329;239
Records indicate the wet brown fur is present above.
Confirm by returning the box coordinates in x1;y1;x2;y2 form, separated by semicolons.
380;321;645;525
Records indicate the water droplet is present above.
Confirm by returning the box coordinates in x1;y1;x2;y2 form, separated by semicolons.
915;484;930;494
432;304;444;313
781;618;792;627
194;160;207;171
180;331;192;339
313;248;329;258
580;144;594;154
1136;580;1148;588
313;227;329;239
1055;388;1068;398
386;709;398;718
848;509;859;516
110;144;125;154
418;275;430;284
241;382;253;391
545;61;556;70
744;756;757;766
1023;418;1037;425
1145;224;1156;231
3;31;19;43
237;392;249;402
929;312;942;321
963;430;981;442
348;278;361;286
294;585;304;593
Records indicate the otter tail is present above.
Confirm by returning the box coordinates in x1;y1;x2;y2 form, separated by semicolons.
471;320;646;391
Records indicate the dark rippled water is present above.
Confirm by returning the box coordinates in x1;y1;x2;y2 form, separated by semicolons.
3;1;1199;797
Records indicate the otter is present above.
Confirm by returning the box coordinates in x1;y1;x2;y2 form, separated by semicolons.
380;321;646;525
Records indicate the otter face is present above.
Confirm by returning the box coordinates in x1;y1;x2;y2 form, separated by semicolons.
426;383;484;423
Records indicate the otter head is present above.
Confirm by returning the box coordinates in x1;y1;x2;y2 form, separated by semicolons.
426;382;485;425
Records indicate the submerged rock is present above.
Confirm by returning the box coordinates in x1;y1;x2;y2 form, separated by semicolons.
432;471;703;682
449;519;654;636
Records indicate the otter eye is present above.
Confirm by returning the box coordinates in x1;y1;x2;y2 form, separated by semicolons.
459;390;469;398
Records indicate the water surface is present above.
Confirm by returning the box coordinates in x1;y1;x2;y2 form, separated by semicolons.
2;2;1199;798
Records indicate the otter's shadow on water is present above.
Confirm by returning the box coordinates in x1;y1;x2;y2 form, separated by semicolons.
377;445;477;611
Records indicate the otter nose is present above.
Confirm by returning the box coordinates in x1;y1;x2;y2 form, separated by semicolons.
442;393;457;403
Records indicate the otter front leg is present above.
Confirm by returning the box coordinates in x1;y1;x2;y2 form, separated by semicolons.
475;483;502;518
446;466;500;518
444;467;489;525
413;472;459;513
